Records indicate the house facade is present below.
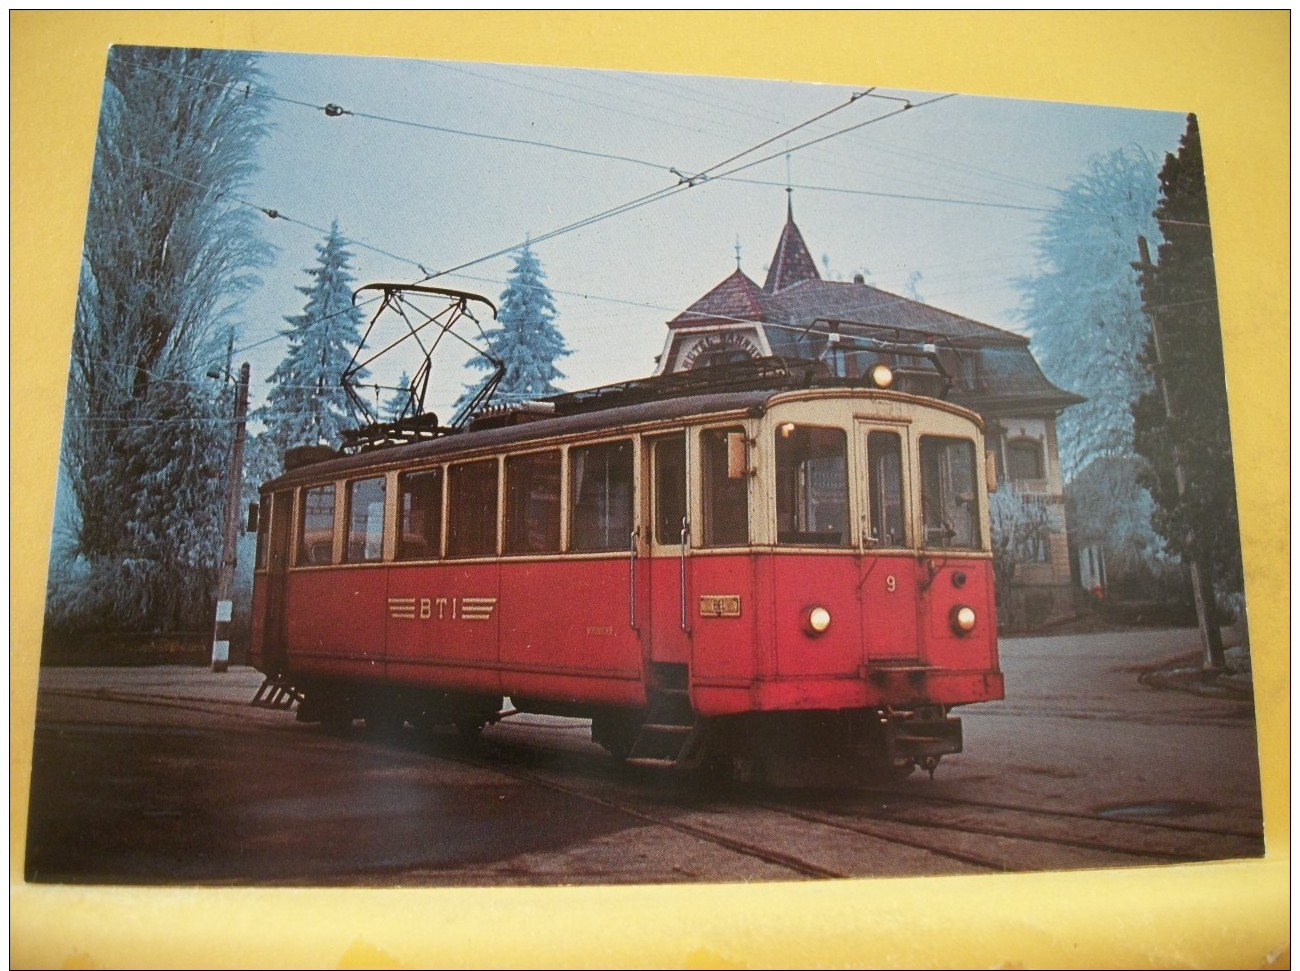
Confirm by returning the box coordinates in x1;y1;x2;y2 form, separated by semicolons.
655;203;1084;626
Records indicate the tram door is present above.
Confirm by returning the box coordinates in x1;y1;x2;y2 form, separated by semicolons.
261;489;295;672
857;424;920;660
644;433;692;669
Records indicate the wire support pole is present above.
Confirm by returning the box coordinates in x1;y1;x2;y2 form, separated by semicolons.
211;362;251;673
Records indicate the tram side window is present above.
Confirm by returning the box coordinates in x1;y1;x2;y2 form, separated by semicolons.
919;436;981;550
570;440;633;552
448;459;499;557
506;451;561;554
398;468;443;560
254;496;271;570
653;435;687;546
700;427;749;546
345;477;386;563
867;431;906;547
297;484;336;566
775;424;848;546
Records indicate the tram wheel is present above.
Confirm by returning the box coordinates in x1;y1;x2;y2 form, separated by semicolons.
320;707;353;737
890;759;917;781
365;709;405;740
455;717;486;740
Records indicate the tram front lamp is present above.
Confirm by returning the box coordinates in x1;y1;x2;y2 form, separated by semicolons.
805;605;832;636
950;605;977;635
869;364;894;389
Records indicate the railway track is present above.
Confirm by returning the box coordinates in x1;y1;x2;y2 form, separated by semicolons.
435;716;1263;880
30;682;1263;885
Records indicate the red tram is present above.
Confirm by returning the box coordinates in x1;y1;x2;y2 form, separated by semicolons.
249;357;1003;784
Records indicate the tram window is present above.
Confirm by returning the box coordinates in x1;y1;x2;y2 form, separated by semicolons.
701;427;748;546
506;450;561;554
398;468;443;560
867;431;906;547
344;477;386;563
448;459;499;557
570;440;633;552
919;436;981;550
775;425;848;546
297;484;336;566
254;496;271;570
653;435;687;546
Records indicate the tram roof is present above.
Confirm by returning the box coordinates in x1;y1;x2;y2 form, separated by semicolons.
264;382;978;489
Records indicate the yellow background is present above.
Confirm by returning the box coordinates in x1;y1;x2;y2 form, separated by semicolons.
11;12;1289;969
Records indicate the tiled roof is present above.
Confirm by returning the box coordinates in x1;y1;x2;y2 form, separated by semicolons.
668;269;789;329
662;208;1084;415
772;278;1026;345
763;201;822;293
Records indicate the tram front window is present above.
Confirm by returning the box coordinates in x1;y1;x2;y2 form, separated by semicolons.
775;424;848;546
867;430;906;547
701;427;749;546
920;436;981;550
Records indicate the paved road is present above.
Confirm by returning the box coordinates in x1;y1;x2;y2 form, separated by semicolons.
21;627;1263;886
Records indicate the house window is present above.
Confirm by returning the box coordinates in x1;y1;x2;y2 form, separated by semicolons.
1006;439;1045;481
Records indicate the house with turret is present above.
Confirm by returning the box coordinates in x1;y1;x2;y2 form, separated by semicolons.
656;200;1084;625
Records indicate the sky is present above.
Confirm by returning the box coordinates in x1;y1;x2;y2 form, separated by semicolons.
220;50;1188;421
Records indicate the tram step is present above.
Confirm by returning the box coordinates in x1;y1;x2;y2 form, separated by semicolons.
641;723;692;735
251;677;302;710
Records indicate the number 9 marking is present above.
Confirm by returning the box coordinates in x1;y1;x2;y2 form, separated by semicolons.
885;575;896;593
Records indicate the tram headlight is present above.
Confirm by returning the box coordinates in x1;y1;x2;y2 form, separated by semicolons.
805;605;832;636
950;605;977;635
869;364;894;389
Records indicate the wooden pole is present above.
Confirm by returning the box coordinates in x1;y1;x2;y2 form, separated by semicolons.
211;362;250;673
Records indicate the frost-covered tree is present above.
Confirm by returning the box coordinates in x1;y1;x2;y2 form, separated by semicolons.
903;270;925;303
383;371;412;421
988;490;1055;627
1016;147;1176;600
461;241;569;406
1019;147;1162;479
1133;116;1243;596
52;46;270;633
256;222;369;465
1064;456;1171;598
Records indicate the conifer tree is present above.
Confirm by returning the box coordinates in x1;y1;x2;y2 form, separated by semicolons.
383;371;412;421
1132;115;1242;596
256;223;369;464
462;241;569;406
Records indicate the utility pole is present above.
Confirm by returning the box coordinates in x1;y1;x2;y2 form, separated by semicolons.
1135;236;1225;670
211;362;251;673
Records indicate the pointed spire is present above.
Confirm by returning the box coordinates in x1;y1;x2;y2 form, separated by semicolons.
763;192;820;294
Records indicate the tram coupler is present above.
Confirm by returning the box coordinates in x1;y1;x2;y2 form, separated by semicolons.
885;709;962;775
